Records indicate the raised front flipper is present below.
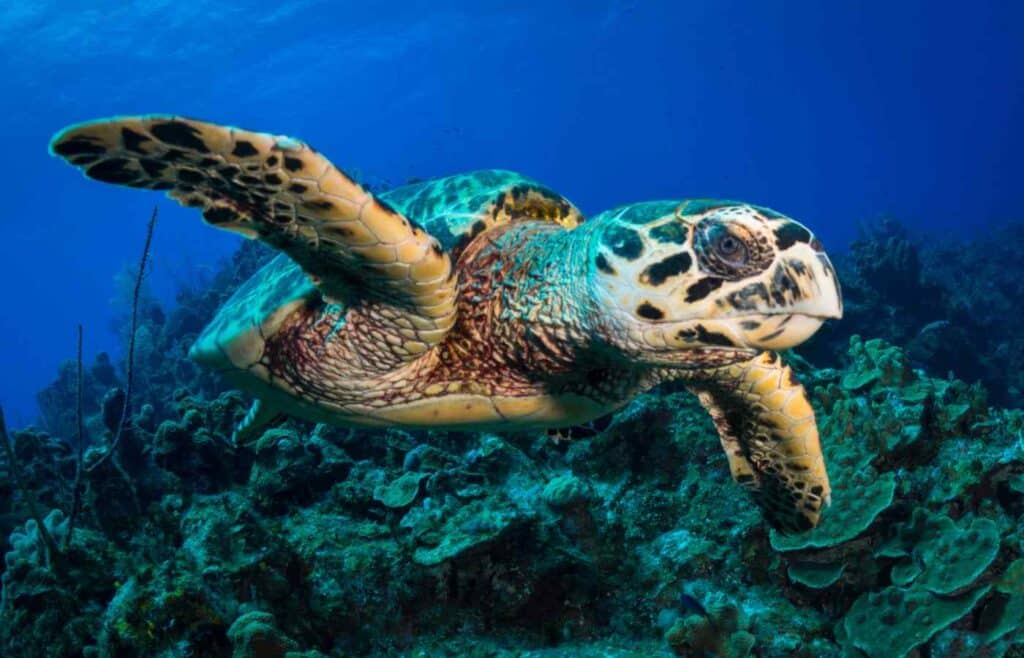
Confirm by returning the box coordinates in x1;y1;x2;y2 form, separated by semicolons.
51;116;456;366
687;351;830;533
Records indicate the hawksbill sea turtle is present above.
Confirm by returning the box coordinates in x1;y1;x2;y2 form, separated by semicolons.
50;116;842;532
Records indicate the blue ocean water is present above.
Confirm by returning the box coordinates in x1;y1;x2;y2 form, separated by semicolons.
2;0;1022;423
3;3;1024;657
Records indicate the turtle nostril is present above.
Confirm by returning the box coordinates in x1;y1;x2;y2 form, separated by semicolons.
809;238;825;253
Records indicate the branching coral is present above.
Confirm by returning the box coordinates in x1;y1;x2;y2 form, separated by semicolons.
0;406;61;569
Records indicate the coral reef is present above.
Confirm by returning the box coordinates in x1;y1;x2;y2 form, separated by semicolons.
803;219;1024;407
843;585;992;658
4;332;1022;656
664;600;755;657
3;227;1024;656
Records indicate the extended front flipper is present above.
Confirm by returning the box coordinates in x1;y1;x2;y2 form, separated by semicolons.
687;351;830;533
51;116;456;368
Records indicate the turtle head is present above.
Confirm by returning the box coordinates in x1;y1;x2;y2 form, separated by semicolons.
588;199;842;367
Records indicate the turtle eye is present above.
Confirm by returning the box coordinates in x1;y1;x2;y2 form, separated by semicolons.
713;231;748;265
694;215;770;279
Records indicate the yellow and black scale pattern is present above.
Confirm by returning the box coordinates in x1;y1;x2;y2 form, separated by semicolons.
51;115;838;533
683;352;830;533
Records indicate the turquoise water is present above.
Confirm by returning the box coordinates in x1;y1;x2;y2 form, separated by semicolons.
1;2;1023;657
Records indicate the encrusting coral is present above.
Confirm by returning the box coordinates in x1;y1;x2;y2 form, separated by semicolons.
843;585;992;658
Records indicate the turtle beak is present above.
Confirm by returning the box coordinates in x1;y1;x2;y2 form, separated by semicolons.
793;249;843;321
738;314;829;351
734;248;842;351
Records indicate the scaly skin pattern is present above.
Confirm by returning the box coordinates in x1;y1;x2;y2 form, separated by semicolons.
383;168;584;262
253;220;662;428
683;352;830;532
584;198;842;363
51;116;842;531
50;115;457;373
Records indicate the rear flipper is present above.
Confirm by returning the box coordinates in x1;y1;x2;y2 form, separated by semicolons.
233;398;284;446
687;351;830;533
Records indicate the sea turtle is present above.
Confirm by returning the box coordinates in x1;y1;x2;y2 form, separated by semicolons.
51;116;842;532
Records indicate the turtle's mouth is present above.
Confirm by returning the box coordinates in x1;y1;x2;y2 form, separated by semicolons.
731;312;830;351
645;312;831;367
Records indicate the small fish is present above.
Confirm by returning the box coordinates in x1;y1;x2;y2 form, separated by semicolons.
545;414;615;441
